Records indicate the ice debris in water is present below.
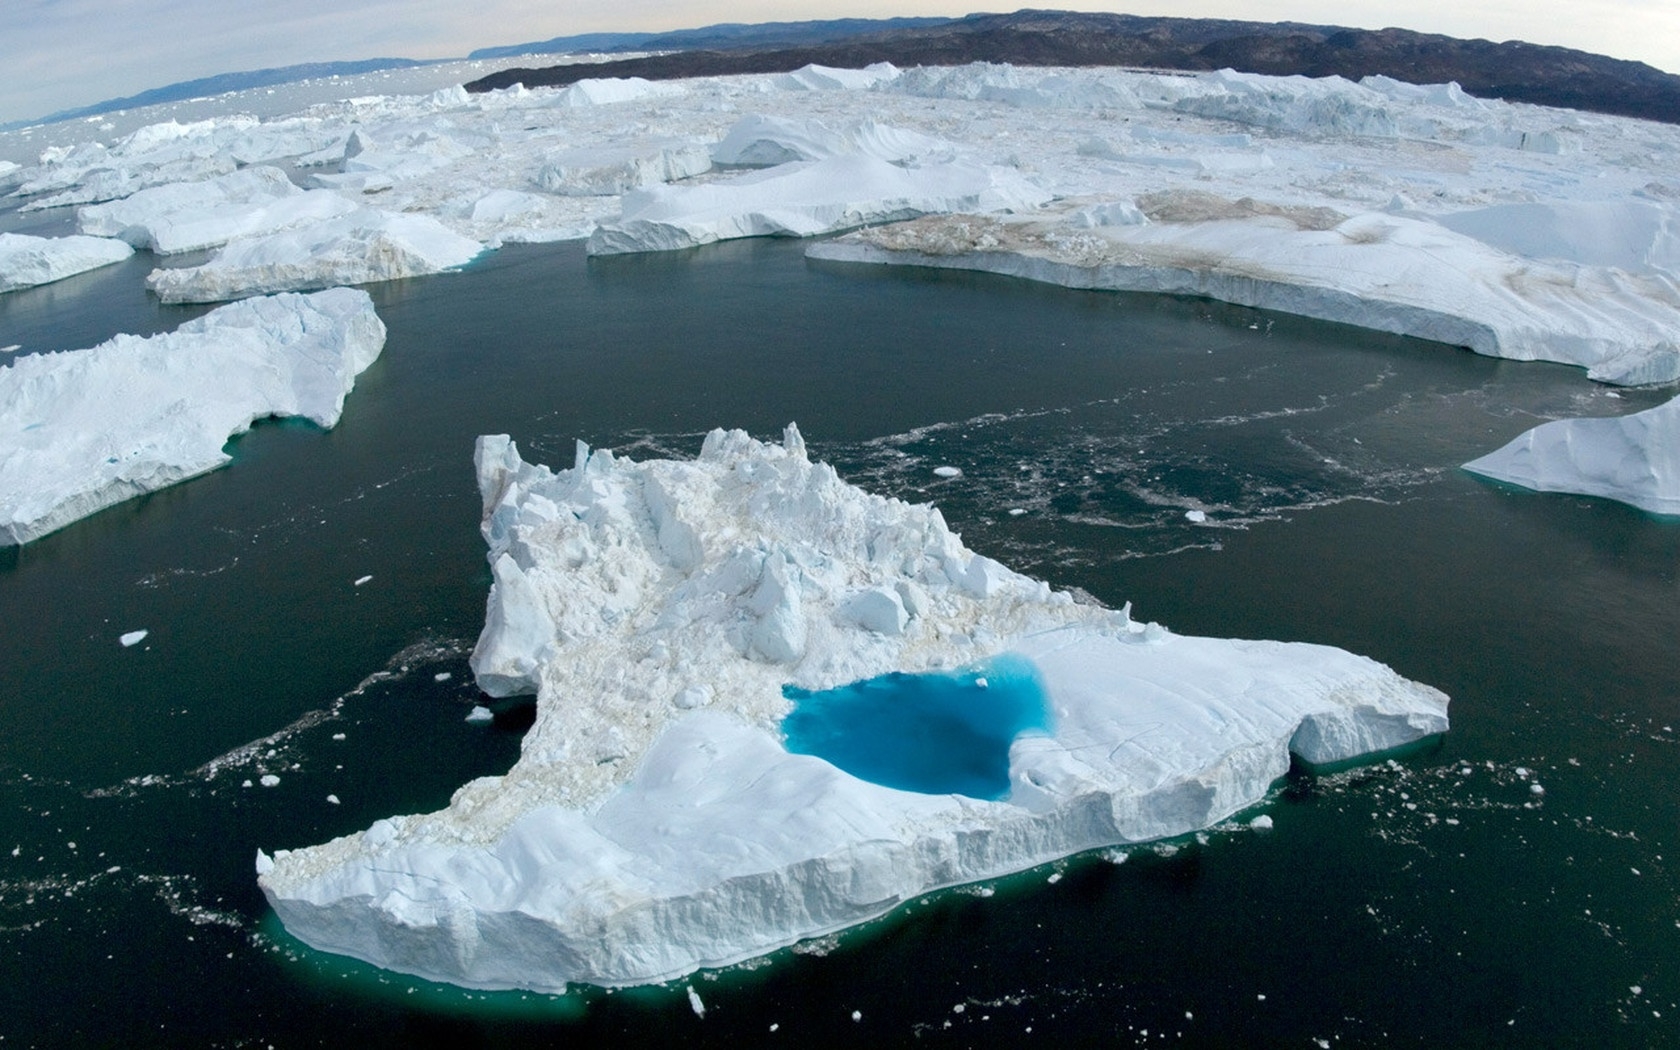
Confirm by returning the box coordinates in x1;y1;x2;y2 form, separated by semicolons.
119;630;148;647
257;426;1448;992
464;706;494;724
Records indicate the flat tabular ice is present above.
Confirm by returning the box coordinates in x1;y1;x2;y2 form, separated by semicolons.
77;167;356;254
0;288;385;545
0;232;133;292
1463;394;1680;515
258;427;1448;991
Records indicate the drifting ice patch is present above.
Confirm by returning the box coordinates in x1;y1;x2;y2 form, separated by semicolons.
258;427;1448;992
0;288;386;545
0;232;134;293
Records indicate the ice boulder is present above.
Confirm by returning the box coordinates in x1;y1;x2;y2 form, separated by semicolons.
772;62;900;91
145;208;483;302
0;288;385;545
257;427;1448;991
1463;394;1680;515
549;77;683;107
0;232;134;292
587;153;1052;255
532;139;711;196
77;167;357;255
710;114;954;167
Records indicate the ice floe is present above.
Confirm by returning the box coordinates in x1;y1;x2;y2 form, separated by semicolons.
0;288;385;545
1463;394;1680;515
77;166;357;254
257;427;1448;990
0;232;133;292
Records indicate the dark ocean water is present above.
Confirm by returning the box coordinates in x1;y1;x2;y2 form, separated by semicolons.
1;236;1676;1047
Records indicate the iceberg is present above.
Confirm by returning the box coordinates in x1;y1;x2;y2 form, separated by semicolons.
0;232;134;292
1463;394;1680;515
258;427;1448;991
806;197;1680;385
0;288;385;545
710;114;954;167
531;139;711;196
77;167;357;255
145;208;483;302
587;154;1052;255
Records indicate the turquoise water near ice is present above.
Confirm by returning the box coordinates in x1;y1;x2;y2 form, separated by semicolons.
782;654;1049;799
1;233;1676;1046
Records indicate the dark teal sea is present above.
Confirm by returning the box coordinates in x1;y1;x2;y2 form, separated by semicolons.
1;235;1676;1046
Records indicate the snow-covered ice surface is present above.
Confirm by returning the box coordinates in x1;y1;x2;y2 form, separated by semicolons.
6;59;1679;382
258;427;1448;991
0;231;132;291
1463;394;1680;515
0;288;385;545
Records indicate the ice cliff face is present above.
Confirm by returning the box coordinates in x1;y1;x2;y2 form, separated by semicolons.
0;232;133;292
1463;394;1680;515
258;428;1448;991
0;288;385;545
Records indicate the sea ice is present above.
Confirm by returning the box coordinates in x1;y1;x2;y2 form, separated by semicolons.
145;208;483;302
0;288;385;545
258;427;1447;991
587;153;1051;254
531;139;712;196
0;232;134;293
119;630;148;647
710;114;953;167
77;167;357;254
1462;394;1680;515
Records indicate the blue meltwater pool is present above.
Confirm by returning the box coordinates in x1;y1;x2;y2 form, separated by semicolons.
780;653;1052;800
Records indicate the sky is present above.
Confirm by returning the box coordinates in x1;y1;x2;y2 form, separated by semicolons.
3;0;1679;126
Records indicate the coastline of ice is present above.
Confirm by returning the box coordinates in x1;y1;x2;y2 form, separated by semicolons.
257;427;1448;991
0;288;385;545
0;231;133;292
1463;395;1680;515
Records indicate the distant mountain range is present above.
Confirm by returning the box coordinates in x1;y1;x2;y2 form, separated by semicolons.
467;9;1680;126
13;10;1680;133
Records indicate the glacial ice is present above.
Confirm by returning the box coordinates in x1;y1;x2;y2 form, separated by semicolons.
145;208;483;302
0;232;133;292
0;288;385;545
257;427;1448;991
1462;394;1680;515
77;166;357;254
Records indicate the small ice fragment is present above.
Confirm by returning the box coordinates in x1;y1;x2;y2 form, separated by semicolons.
852;1010;862;1022
331;732;346;741
433;672;452;682
119;630;148;647
954;1004;965;1013
1047;872;1061;884
353;575;373;586
255;850;274;875
259;774;280;787
241;779;253;788
0;345;20;354
974;676;989;690
465;705;494;724
1530;783;1545;795
1257;994;1267;1001
1249;814;1274;830
67;841;76;850
933;466;962;478
326;794;341;805
1632;985;1643;995
1008;508;1026;516
769;1024;779;1032
1185;510;1207;523
687;985;705;1018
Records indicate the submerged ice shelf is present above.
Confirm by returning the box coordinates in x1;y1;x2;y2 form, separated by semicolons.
258;427;1448;991
0;288;385;545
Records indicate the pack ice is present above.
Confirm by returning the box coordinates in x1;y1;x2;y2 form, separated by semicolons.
257;427;1448;991
0;288;385;545
0;232;133;292
1463;394;1680;515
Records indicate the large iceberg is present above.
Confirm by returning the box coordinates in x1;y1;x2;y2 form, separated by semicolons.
0;232;133;292
77;167;357;255
0;288;385;545
145;209;483;303
1463;394;1680;515
258;427;1448;991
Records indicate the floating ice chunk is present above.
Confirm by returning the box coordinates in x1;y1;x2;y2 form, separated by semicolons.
465;706;494;724
119;630;148;647
1463;394;1680;516
327;794;341;805
354;575;373;586
1185;510;1207;523
78;167;358;255
711;114;952;167
0;233;134;293
260;429;1447;991
145;209;483;302
0;288;386;545
932;465;963;478
1249;814;1274;830
533;139;711;197
260;774;280;787
687;985;705;1018
773;62;899;92
588;153;1051;255
550;77;684;107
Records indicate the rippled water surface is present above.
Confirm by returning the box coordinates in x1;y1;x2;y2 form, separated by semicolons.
2;236;1676;1046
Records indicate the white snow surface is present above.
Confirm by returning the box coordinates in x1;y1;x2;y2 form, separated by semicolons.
1463;394;1680;515
0;232;133;292
7;59;1677;383
258;427;1448;991
145;207;483;302
0;288;385;545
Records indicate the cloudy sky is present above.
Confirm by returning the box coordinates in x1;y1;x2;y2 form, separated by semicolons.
3;0;1679;125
